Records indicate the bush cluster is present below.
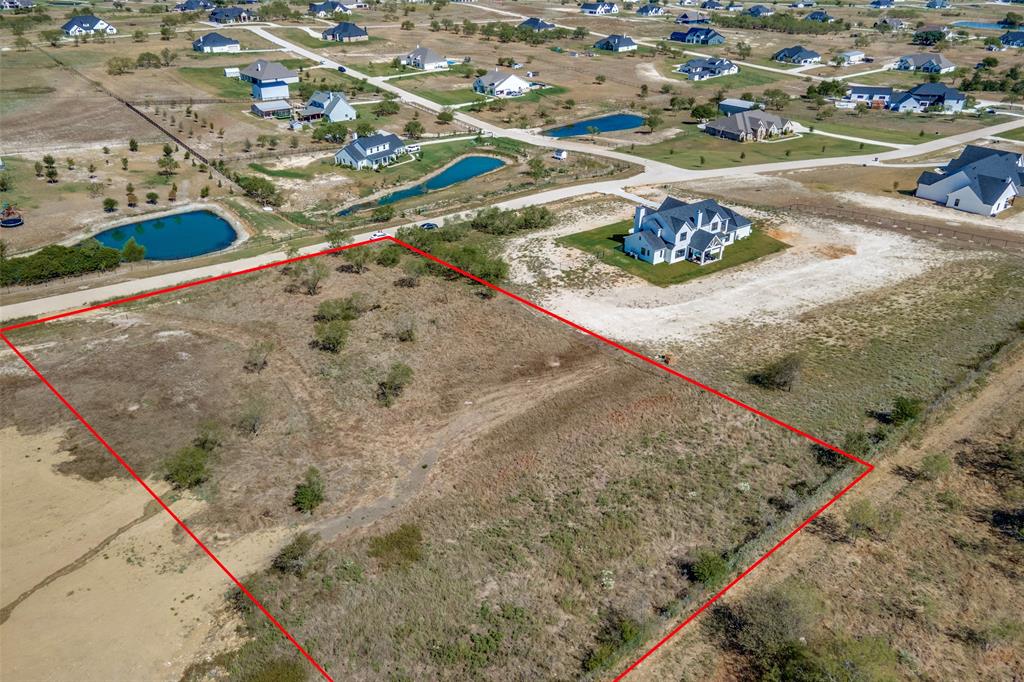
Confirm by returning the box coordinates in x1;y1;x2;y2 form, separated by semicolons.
1;241;122;286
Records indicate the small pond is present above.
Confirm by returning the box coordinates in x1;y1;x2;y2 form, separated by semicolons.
544;113;646;138
92;210;237;260
952;21;1010;31
339;155;506;215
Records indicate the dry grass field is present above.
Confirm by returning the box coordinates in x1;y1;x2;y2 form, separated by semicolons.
3;241;840;680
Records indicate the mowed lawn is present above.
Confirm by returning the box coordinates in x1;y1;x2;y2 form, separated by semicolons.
622;125;886;170
558;219;789;287
667;65;787;90
178;59;311;98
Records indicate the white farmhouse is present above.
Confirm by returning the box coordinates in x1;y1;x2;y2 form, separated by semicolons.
403;45;448;70
473;70;531;98
916;145;1023;216
624;197;753;266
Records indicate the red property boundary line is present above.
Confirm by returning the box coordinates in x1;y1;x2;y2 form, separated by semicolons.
1;237;873;681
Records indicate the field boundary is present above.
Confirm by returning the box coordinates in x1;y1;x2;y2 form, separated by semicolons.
0;236;873;681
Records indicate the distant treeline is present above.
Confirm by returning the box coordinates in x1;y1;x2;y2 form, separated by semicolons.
713;13;849;34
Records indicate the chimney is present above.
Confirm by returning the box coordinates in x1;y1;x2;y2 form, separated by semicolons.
633;205;646;232
696;209;703;228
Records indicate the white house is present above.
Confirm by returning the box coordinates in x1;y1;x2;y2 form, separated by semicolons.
895;52;955;74
624;197;753;266
594;34;638;52
61;15;116;36
580;2;619;14
298;91;357;122
402;45;448;70
239;60;299;101
192;32;241;53
916;145;1022;216
335;132;409;170
473;70;531;97
836;50;866;65
308;0;351;16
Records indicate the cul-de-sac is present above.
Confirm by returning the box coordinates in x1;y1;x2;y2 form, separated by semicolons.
1;0;1022;680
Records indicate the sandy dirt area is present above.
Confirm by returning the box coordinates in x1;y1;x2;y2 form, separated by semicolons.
0;428;292;682
836;189;1024;234
506;201;953;347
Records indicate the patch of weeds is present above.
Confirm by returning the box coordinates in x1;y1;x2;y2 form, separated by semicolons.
367;523;423;569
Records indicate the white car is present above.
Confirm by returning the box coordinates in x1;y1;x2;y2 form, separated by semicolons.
370;230;388;239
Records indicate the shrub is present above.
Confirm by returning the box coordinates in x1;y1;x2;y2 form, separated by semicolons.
845;499;900;540
367;523;423;569
235;399;266;436
244;658;308;682
582;611;646;672
841;430;871;458
272;532;318;575
316;293;374;322
314;319;349;353
0;241;122;286
919;453;951;481
165;446;210;489
691;550;730;587
120;237;146;263
293;466;325;514
374;245;402;267
749;353;803;391
235;174;282;206
891;396;923;425
377;362;413;406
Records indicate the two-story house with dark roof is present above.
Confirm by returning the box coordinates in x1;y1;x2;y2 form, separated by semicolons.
916;145;1023;215
624;197;753;266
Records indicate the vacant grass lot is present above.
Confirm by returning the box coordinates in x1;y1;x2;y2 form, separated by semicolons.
558;220;790;287
622;124;886;169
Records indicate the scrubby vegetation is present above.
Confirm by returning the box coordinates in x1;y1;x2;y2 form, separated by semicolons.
0;241;122;286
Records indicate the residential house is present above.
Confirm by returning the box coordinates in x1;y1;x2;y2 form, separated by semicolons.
594;34;638;52
895;52;955;73
845;85;892;107
1000;30;1024;48
298;91;357;122
806;10;834;22
916;145;1023;215
322;21;368;41
580;2;619;14
518;17;556;31
704;110;794;141
869;0;893;8
192;32;241;53
725;1;743;10
174;0;214;12
913;24;952;45
61;15;116;36
239;59;299;100
669;27;726;44
0;0;35;9
718;97;762;115
623;197;753;266
677;56;738;80
251;100;292;119
789;0;814;7
403;45;448;70
637;2;666;15
676;11;709;24
209;7;257;23
773;45;821;64
701;0;724;9
747;4;773;17
473;70;531;97
837;49;866;65
308;1;352;16
678;0;698;5
875;16;908;31
888;81;966;112
553;149;569;160
926;0;950;7
335;132;409;169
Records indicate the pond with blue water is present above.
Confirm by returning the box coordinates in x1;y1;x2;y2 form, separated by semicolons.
92;210;237;260
339;155;506;215
953;21;1011;30
545;113;646;138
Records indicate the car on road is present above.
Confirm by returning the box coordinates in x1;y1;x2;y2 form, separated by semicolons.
337;65;347;73
370;230;387;239
420;222;439;230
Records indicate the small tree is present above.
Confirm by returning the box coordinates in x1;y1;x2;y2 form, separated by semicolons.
293;467;326;513
315;319;349;353
121;237;146;262
918;453;951;481
102;197;118;212
891;396;923;425
272;532;318;575
377;362;413;407
165;446;210;489
243;340;274;373
146;191;159;204
527;157;547;182
749;353;803;392
691;550;730;587
595;74;607;84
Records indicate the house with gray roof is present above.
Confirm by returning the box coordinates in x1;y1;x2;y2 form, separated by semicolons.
403;45;448;70
773;45;821;65
308;1;351;16
875;16;907;31
895;52;955;74
747;4;773;17
1000;31;1024;48
298;91;357;122
704;110;794;141
669;27;726;44
334;132;409;170
174;0;214;12
844;85;893;107
209;6;257;23
623;197;753;266
675;11;709;24
581;2;619;14
193;32;240;53
322;21;368;41
62;15;116;36
594;34;638;52
637;2;666;15
473;70;531;97
518;17;556;31
806;10;833;22
916;145;1023;216
677;56;738;80
240;59;299;100
887;82;965;113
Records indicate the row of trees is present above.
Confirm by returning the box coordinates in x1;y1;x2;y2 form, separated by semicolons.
106;48;177;75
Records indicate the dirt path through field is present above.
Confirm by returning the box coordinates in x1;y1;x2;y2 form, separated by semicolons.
626;347;1024;680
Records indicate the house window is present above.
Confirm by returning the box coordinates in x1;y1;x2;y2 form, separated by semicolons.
953;198;960;207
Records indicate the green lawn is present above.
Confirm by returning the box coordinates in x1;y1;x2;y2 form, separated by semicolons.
401;86;486;106
271;27;343;49
809;113;1009;145
622;124;886;169
558;220;789;287
179;58;311;99
995;126;1024;142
